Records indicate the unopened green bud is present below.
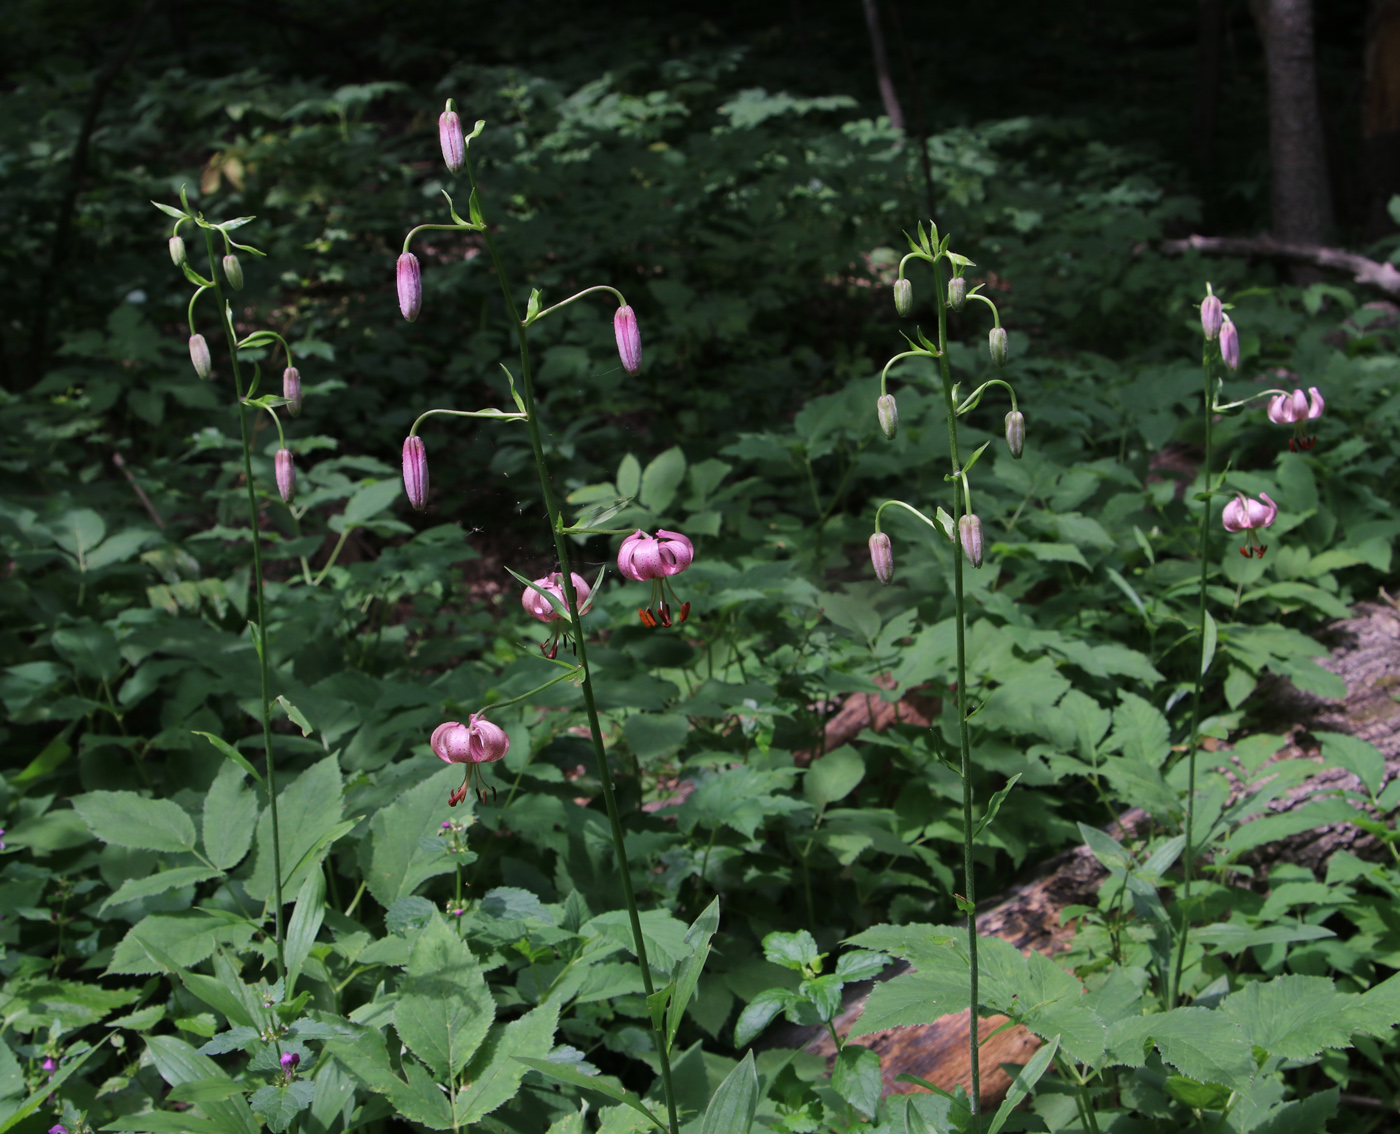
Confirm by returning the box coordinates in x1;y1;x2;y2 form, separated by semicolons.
877;393;899;440
223;254;243;291
988;326;1008;368
959;514;984;568
169;236;186;267
893;278;913;317
189;334;212;380
947;276;966;311
1004;410;1024;458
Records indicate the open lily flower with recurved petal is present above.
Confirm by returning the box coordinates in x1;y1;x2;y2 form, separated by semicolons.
1267;386;1324;451
617;528;693;627
431;713;510;806
1222;491;1277;558
522;571;592;658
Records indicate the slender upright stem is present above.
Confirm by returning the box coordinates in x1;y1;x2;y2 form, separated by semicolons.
932;258;980;1113
201;227;287;980
1170;345;1215;1007
465;155;681;1134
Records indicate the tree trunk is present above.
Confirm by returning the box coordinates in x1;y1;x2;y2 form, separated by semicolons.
860;0;905;132
1259;0;1335;250
1193;0;1224;189
1363;0;1400;236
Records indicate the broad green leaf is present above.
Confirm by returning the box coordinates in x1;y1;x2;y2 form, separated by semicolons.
763;929;822;972
72;791;197;854
831;1044;882;1117
1318;732;1386;797
168;1079;247;1104
616;454;642;500
144;1035;259;1134
364;766;460;908
391;1060;453;1130
733;988;798;1047
1105;1007;1254;1092
699;1050;757;1134
455;998;560;1124
514;1059;664;1132
803;746;865;807
395;915;494;1079
583;908;693;971
835;950;890;981
667;898;719;1053
622;714;690;765
108;913;256;977
249;1081;315;1133
51;621;121;682
100;866;221;912
342;479;403;526
639;446;686;514
1252;1089;1338;1134
285;868;326;997
246;756;344;903
203;759;258;870
1219;975;1363;1060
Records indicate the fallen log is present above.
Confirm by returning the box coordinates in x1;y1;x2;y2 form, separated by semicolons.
1159;234;1400;298
777;596;1400;1108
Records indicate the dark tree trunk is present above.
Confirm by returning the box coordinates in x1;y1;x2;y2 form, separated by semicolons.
860;0;905;132
1363;0;1400;236
1193;0;1224;193
1259;0;1335;251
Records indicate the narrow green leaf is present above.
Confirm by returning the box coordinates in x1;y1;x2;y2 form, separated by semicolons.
285;868;326;997
514;1058;665;1132
700;1050;758;1134
1201;610;1218;677
192;731;265;787
973;773;1022;839
667;898;720;1053
986;1035;1059;1134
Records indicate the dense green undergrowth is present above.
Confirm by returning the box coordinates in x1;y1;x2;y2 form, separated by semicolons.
4;14;1400;1134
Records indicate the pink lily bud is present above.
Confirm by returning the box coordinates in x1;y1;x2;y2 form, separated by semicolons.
959;513;984;568
169;236;186;267
869;532;893;584
282;367;302;417
189;334;212;380
614;305;641;374
402;435;429;511
397;252;422;322
1005;410;1025;459
988;327;1008;368
522;572;592;623
1200;292;1222;341
1222;491;1277;558
223;254;244;291
1219;317;1239;371
877;393;899;440
893;278;913;317
275;449;296;504
947;276;967;312
439;108;465;173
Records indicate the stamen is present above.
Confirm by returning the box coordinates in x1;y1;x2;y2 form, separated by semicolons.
679;601;690;623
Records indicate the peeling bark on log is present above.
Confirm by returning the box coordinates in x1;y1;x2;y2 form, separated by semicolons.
1159;234;1400;297
772;598;1400;1108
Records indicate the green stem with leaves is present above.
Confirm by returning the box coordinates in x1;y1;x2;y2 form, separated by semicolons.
1170;340;1216;1008
464;153;681;1134
931;257;980;1114
200;225;287;980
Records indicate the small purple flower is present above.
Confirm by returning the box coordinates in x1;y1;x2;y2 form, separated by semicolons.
397;252;422;322
1219;317;1239;371
402;435;429;511
1200;292;1222;342
439;109;465;174
1222;491;1277;558
189;334;212;380
49;1125;68;1134
275;449;296;504
959;514;984;568
282;367;302;417
280;1051;300;1072
0;827;6;851
869;532;893;585
614;305;641;375
42;1058;57;1074
1267;386;1324;451
451;907;465;917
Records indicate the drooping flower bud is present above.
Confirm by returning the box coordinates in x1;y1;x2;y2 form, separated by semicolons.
614;305;641;374
988;327;1008;368
1219;317;1239;371
893;278;913;317
877;393;899;440
869;532;894;584
169;235;186;267
397;252;422;322
522;572;592;623
223;254;244;291
1200;292;1222;341
947;276;967;311
189;334;212;380
282;366;302;417
439;108;465;173
402;435;429;511
959;514;983;568
275;449;296;504
1004;409;1025;459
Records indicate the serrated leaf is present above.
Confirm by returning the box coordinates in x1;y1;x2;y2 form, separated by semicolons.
203;759;258;871
72;791;197;854
100;866;221;912
515;1058;665;1132
249;1081;315;1134
1105;1007;1254;1091
831;1044;881;1117
456;998;559;1124
394;915;494;1080
1219;975;1364;1060
763;930;822;971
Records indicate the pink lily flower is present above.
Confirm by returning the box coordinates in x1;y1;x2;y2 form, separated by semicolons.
1222;491;1277;558
617;529;693;627
1266;386;1324;452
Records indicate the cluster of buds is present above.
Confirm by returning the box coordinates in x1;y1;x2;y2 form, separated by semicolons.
1268;387;1324;451
618;529;693;627
432;714;510;806
1223;492;1277;558
522;571;592;657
